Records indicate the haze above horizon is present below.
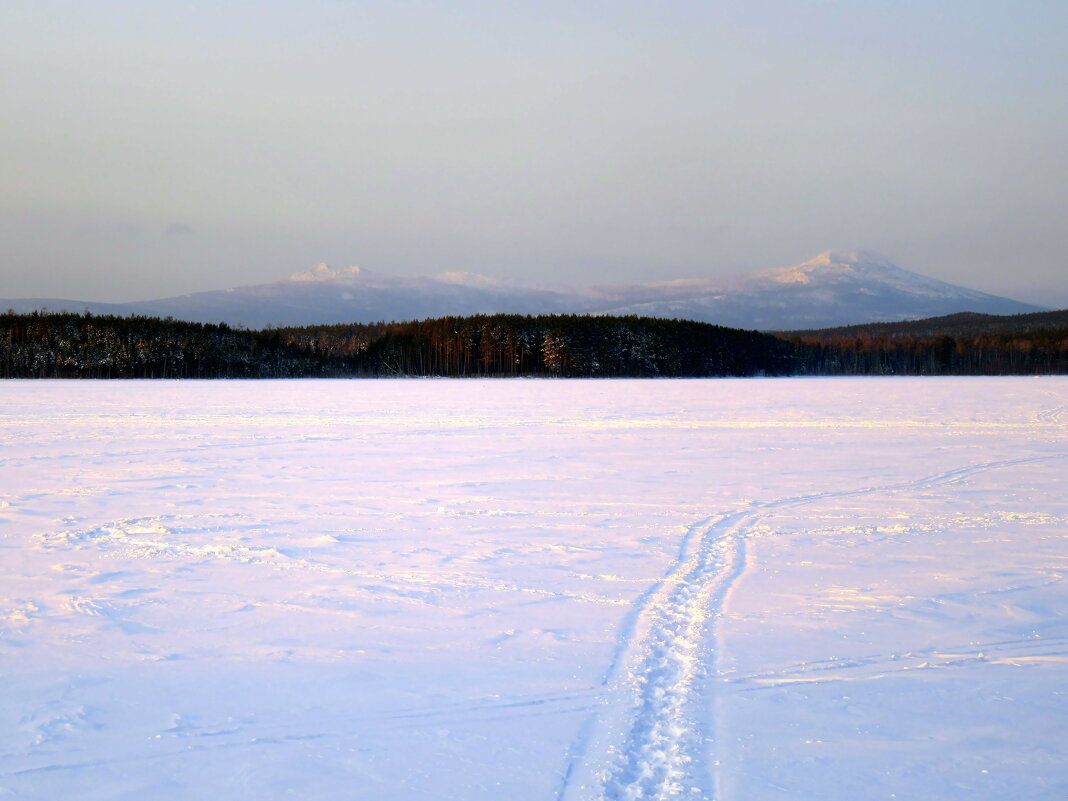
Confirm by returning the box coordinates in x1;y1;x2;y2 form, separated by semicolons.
2;2;1066;307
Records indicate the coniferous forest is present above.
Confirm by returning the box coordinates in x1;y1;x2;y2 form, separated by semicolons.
1;309;1066;378
783;310;1068;376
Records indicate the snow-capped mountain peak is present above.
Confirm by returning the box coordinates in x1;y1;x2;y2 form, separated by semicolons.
600;250;1043;329
433;271;503;288
767;250;904;284
754;250;985;301
2;250;1045;330
290;263;365;282
801;249;897;270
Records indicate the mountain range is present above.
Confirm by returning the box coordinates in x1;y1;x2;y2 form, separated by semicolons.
2;251;1043;330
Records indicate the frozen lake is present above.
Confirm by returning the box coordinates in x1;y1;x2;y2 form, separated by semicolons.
1;378;1066;800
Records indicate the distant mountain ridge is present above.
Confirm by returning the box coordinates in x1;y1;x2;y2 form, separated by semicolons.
2;250;1043;330
783;308;1068;339
592;250;1044;329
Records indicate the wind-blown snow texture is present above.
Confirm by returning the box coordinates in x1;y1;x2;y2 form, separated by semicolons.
1;378;1067;800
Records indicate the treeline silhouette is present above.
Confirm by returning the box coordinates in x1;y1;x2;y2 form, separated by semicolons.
1;311;791;378
3;308;1066;378
0;311;342;378
341;315;793;377
785;309;1068;339
786;310;1068;375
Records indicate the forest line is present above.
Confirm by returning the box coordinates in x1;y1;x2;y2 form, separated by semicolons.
2;309;1066;378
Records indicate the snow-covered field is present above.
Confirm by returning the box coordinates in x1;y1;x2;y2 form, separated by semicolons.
1;378;1066;800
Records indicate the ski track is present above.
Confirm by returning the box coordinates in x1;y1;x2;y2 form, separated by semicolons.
559;453;1067;801
1035;403;1068;425
727;632;1068;691
0;689;602;783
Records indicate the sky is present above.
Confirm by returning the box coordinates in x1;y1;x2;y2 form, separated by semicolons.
2;1;1066;306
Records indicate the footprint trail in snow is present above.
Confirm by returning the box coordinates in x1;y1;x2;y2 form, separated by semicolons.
563;453;1067;801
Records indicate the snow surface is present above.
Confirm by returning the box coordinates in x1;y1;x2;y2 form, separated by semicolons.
1;378;1067;800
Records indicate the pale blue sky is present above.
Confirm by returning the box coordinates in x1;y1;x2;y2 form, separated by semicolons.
2;1;1066;305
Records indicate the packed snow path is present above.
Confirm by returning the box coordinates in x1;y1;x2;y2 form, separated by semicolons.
560;454;1066;800
1;378;1067;800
